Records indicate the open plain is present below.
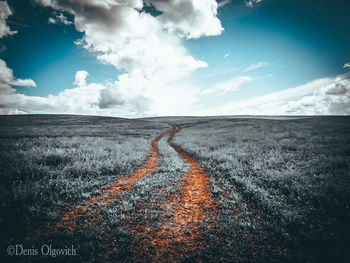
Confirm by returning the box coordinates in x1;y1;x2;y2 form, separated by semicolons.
1;115;349;262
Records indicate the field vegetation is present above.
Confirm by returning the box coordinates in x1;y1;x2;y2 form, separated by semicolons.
1;115;349;262
173;116;350;262
0;115;169;248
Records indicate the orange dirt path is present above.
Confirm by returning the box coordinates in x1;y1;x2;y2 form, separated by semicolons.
56;127;175;232
133;127;222;262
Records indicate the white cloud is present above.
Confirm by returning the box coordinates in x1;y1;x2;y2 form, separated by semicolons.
0;59;38;114
0;64;198;116
145;0;223;39
202;76;255;95
2;0;222;116
48;12;72;25
48;17;56;24
223;53;230;58
0;1;17;38
244;62;267;72
0;59;36;91
218;0;231;8
212;73;350;115
245;0;263;8
73;70;89;87
3;0;221;116
0;65;145;116
5;0;347;117
11;78;37;87
344;63;350;68
0;2;36;114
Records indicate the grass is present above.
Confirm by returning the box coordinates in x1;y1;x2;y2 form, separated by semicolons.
0;115;169;248
1;115;349;262
97;132;189;262
173;116;350;262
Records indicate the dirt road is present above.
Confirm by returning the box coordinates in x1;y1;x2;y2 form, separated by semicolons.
128;127;222;262
56;127;175;232
47;126;270;261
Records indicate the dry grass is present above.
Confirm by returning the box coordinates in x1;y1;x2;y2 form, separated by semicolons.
0;115;169;247
173;116;350;262
1;115;349;262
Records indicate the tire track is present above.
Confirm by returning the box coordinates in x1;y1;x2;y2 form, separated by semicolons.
131;127;222;262
23;125;282;262
55;127;175;232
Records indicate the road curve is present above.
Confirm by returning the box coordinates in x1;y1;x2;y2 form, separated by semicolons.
133;127;222;262
56;127;175;232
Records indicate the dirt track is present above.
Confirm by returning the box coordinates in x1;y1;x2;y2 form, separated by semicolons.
47;126;266;261
5;116;348;263
56;128;174;232
128;127;222;262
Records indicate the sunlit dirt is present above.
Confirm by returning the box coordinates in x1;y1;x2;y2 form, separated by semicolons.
55;128;175;232
130;127;222;262
46;126;279;262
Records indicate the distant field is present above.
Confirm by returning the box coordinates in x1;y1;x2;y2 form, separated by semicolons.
0;115;349;262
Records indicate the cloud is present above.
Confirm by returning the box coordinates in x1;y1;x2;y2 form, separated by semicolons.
325;81;348;95
48;12;72;25
202;76;255;95
282;78;350;115
0;65;150;116
38;0;223;39
1;64;198;116
0;59;36;91
73;70;89;87
0;59;38;114
0;45;6;53
11;78;37;87
11;0;222;117
245;0;263;8
244;62;267;72
218;0;231;8
48;17;56;24
0;2;37;114
344;63;350;68
0;1;17;38
212;73;350;115
144;0;223;39
223;53;230;58
98;87;125;109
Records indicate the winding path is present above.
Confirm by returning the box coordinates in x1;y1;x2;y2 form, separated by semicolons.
26;125;282;262
52;125;272;262
56;127;175;231
131;127;222;262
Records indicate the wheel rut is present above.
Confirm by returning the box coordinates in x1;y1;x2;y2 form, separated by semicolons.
33;125;274;262
55;127;175;232
130;127;222;262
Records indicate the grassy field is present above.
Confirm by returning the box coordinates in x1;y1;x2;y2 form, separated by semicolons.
0;115;169;255
0;115;349;262
173;116;350;262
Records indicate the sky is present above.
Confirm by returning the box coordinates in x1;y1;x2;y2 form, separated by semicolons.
0;0;349;117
